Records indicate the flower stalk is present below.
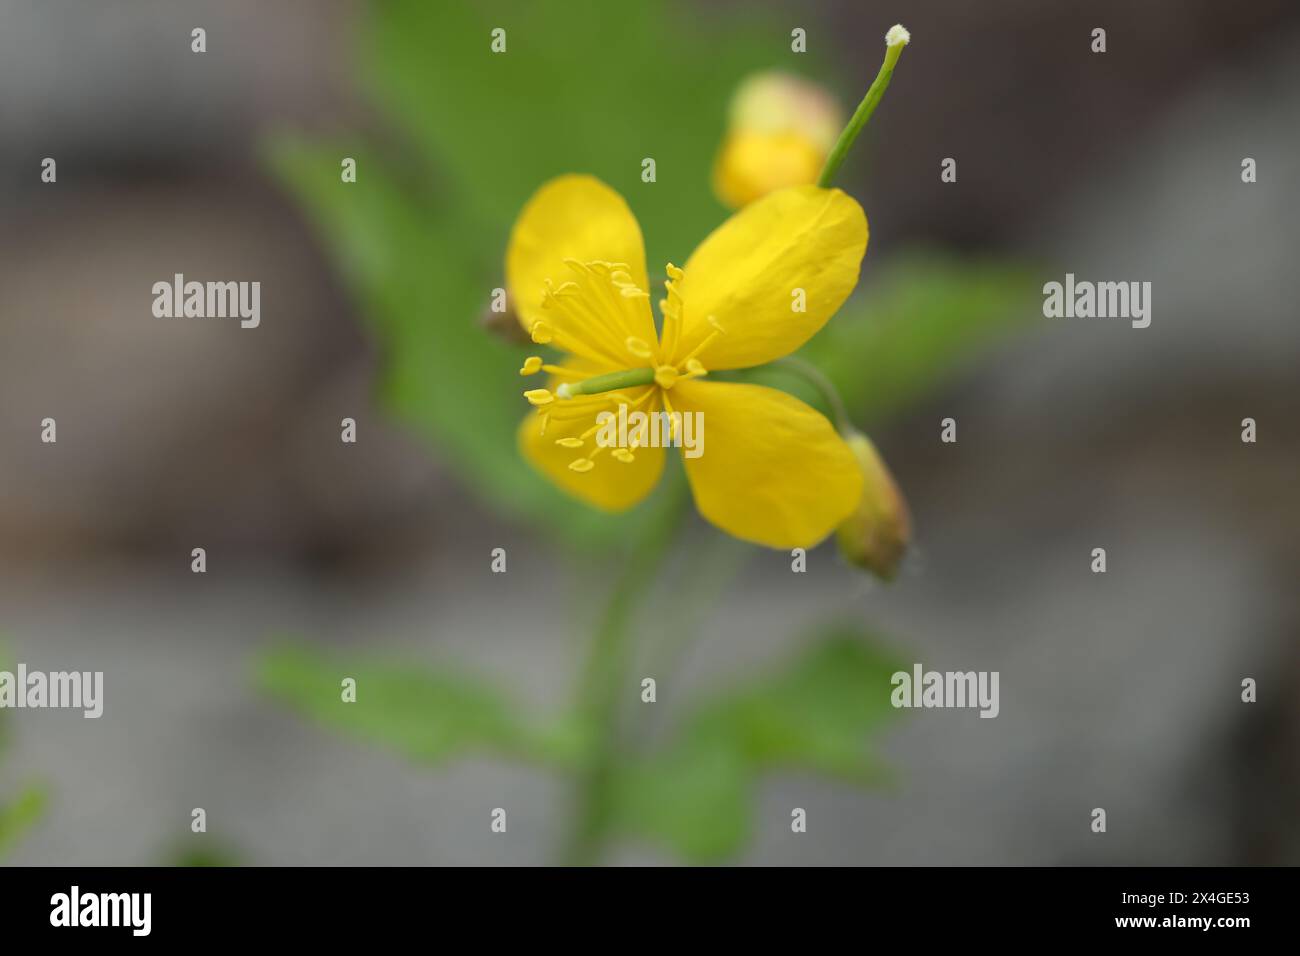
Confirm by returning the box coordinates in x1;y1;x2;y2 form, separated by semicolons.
560;479;690;865
817;24;910;188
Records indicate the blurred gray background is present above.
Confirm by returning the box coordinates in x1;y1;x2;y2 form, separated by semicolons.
1;0;1297;864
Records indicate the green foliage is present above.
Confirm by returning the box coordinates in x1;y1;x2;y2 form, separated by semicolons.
257;623;900;863
0;651;48;859
257;644;587;768
0;785;46;859
608;624;903;861
607;736;750;862
163;842;242;867
265;0;785;550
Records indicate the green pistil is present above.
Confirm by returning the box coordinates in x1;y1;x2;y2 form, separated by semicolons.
561;367;656;398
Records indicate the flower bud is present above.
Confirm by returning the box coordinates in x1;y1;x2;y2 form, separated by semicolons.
712;72;842;209
836;432;910;581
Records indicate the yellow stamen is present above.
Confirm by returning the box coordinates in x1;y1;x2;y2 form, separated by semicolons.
524;388;554;407
519;356;543;375
544;391;641;423
536;269;630;365
555;437;585;448
661;262;685;361
529;321;553;344
682;315;726;364
661;391;682;441
568;458;595;473
557;259;645;361
540;364;584;379
610;270;650;301
625;336;654;359
654;365;680;389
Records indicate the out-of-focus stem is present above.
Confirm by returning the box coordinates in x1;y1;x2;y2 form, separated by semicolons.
560;479;689;865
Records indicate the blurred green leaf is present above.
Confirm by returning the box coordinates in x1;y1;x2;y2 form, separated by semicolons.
257;644;586;768
0;785;47;859
609;736;750;862
689;629;903;782
610;623;903;861
0;649;48;859
360;0;782;265
162;842;242;867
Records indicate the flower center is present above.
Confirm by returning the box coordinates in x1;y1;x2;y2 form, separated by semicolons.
519;259;725;474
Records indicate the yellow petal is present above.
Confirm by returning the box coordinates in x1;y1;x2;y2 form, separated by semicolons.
517;387;665;513
671;379;862;548
675;185;867;370
506;175;658;363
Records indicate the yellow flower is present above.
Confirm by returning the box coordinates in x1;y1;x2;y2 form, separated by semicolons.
712;72;843;209
508;174;869;549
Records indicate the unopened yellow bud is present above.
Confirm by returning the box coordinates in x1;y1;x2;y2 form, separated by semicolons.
836;432;910;581
712;71;843;209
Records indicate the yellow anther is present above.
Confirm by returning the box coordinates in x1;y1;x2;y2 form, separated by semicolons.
530;321;553;344
666;262;684;281
524;388;554;407
613;449;635;463
685;357;706;376
654;365;680;389
555;437;584;448
568;458;595;473
625;337;653;358
708;315;725;333
520;356;543;375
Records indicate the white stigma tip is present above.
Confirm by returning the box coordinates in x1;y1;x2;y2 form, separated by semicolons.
886;24;910;47
556;383;572;399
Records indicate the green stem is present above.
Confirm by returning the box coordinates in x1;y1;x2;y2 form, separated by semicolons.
771;355;853;434
560;478;690;865
632;532;749;746
817;29;909;188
